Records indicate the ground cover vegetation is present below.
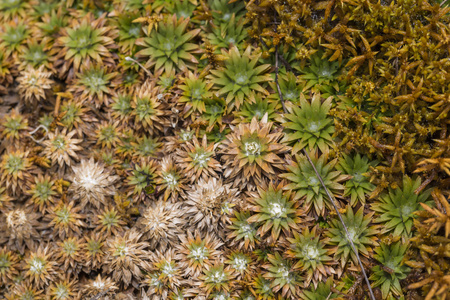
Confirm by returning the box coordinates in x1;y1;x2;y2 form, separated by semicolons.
0;0;449;299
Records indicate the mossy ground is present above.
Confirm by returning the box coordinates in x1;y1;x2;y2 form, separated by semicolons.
0;0;449;299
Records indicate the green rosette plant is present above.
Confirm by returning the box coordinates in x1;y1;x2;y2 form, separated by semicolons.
208;46;271;113
281;93;335;154
336;153;376;206
136;15;201;74
371;176;433;238
369;242;410;299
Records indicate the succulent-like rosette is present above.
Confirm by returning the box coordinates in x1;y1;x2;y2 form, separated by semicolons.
113;12;142;53
17;38;51;71
136;15;201;73
52;13;118;79
0;0;31;22
81;274;118;299
94;206;126;237
136;200;184;251
247;181;306;243
225;250;254;280
131;79;168;134
327;206;378;268
0;247;19;286
299;51;341;92
268;72;303;104
17;65;53;106
125;159;158;199
144;249;184;297
0;149;37;196
26;173;57;213
0;108;28;142
46;198;87;240
281;151;347;216
199;263;235;297
48;276;79;300
235;96;281;123
371;176;432;238
286;226;334;287
110;93;133;121
227;211;258;251
185;177;239;232
369;242;410;299
0;21;29;57
68;64;119;108
155;156;186;201
175;231;223;277
178;71;213;115
336;153;376;206
42;128;83;168
22;244;59;288
220;115;289;188
82;232;105;272
208;46;271;112
175;134;221;183
262;252;303;298
281;93;335;154
54;237;85;275
57;98;97;134
94;120;123;149
208;14;247;50
103;229;150;288
68;158;119;209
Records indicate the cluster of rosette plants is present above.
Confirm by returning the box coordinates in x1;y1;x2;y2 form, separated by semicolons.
0;0;449;299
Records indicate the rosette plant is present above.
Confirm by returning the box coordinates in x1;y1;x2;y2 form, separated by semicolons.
286;226;334;287
371;176;433;238
207;14;247;50
327;207;378;268
263;252;303;298
369;242;410;299
220;114;289;187
208;46;271;112
52;13;118;79
336;153;376;206
247;181;305;243
136;15;201;73
281;93;335;154
281;151;347;216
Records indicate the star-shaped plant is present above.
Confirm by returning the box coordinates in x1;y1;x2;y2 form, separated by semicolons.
286;226;334;287
337;153;376;206
178;71;213;115
370;242;410;299
263;252;303;298
371;176;433;238
208;46;271;112
247;181;304;243
281;93;335;154
208;14;247;50
52;13;118;79
281;151;347;216
220;114;289;188
69;64;119;108
0;21;29;57
327;206;378;268
136;15;201;73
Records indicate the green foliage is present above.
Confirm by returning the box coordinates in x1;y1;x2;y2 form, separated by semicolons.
370;242;410;299
327;207;378;268
372;176;433;238
281;152;346;216
136;15;200;73
281;93;335;154
336;154;376;206
208;46;271;113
